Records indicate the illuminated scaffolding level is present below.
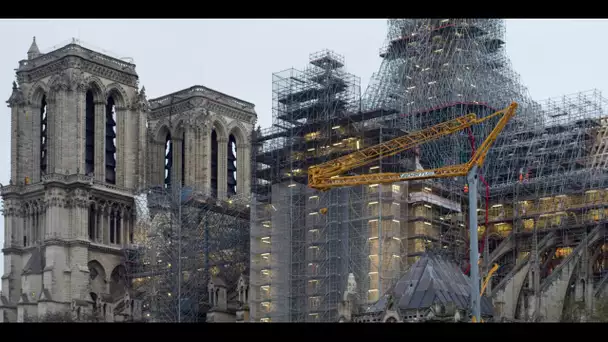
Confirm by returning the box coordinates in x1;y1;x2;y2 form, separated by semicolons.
251;47;476;322
359;18;535;288
484;90;608;322
360;19;608;321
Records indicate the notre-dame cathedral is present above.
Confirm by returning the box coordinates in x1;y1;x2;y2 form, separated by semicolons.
0;37;256;322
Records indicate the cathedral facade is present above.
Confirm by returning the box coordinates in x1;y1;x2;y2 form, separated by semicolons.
0;38;256;322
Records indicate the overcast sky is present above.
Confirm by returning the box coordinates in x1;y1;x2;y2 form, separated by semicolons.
0;19;607;276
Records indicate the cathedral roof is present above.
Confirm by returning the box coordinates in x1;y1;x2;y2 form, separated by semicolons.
23;247;45;275
366;253;494;316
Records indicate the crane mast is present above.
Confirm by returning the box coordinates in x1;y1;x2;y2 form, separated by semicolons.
307;102;518;322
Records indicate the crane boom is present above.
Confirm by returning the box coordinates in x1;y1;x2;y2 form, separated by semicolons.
308;102;518;191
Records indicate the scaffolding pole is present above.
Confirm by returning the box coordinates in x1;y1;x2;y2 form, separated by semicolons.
467;165;481;320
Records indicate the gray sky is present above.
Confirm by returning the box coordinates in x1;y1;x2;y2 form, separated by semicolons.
1;19;607;276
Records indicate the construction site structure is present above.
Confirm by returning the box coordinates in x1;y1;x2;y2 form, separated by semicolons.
483;90;608;322
251;19;608;323
252;50;422;322
360;19;608;322
307;103;518;321
251;19;533;323
251;47;475;323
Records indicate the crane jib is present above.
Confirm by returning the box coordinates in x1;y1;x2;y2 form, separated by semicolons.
400;171;436;179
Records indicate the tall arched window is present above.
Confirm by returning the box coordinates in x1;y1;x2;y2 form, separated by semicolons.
181;131;186;187
85;91;95;175
105;96;117;184
227;134;237;196
164;132;173;189
40;95;48;175
211;130;218;197
109;208;116;244
88;203;96;241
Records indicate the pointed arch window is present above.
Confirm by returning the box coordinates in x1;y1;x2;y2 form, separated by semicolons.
105;96;117;184
227;134;237;196
40;95;48;175
181;131;186;187
211;130;218;197
165;132;173;189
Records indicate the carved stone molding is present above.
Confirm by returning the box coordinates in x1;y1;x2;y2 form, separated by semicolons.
19;56;138;88
129;87;150;112
6;84;26;107
149;97;255;126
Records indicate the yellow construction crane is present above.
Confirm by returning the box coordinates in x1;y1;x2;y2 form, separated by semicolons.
307;102;518;322
308;102;518;191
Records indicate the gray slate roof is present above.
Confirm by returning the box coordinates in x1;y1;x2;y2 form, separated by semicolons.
367;253;494;317
23;248;45;275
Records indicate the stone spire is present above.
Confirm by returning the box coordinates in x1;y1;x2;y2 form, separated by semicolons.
6;80;24;107
27;36;41;60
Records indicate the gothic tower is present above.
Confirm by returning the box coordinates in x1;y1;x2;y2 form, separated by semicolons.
146;86;256;198
0;38;147;322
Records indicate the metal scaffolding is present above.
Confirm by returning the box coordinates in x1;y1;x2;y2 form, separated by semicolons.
359;19;608;321
122;186;250;322
483;90;608;321
358;19;538;278
250;19;538;322
251;50;371;322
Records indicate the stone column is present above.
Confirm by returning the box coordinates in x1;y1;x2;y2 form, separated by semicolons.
33;210;38;244
184;125;196;187
123;105;139;190
236;144;251;195
75;86;86;175
217;137;228;200
3;203;10;248
15;101;33;182
172;137;183;189
27;211;33;246
76;191;89;240
94;100;106;182
120;208;126;246
101;206;108;245
3;200;14;247
129;212;135;244
202;128;211;191
96;207;103;244
23;209;29;247
29;101;42;182
9;100;21;182
138;110;148;190
110;210;117;245
53;87;67;174
195;127;204;189
155;141;166;187
41;204;47;242
44;95;57;176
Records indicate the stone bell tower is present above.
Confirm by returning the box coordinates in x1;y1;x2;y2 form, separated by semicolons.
0;37;148;322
